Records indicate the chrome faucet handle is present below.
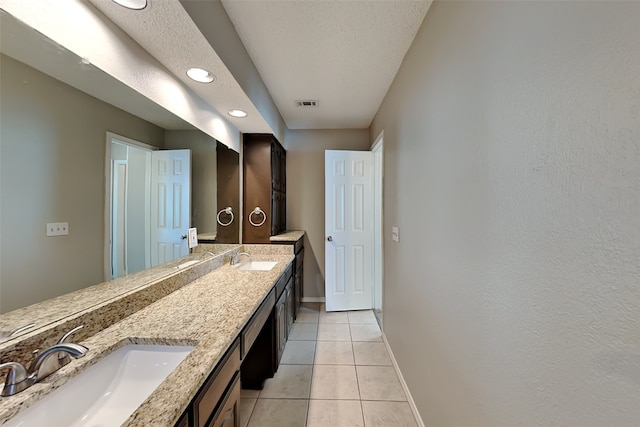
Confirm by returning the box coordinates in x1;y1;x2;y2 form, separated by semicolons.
57;324;84;345
56;325;85;366
0;362;30;397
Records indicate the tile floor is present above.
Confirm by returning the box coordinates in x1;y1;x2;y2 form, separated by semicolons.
240;303;419;427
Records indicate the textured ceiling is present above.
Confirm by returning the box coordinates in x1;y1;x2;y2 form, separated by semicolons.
88;0;273;135
220;0;432;129
88;0;431;132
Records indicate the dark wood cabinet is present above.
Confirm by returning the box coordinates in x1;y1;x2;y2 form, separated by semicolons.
243;134;286;243
273;235;304;318
177;339;240;427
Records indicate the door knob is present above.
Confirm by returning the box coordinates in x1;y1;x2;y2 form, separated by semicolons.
181;234;187;240
327;236;333;242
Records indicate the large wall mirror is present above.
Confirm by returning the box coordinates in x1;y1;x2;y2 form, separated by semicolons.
0;10;240;337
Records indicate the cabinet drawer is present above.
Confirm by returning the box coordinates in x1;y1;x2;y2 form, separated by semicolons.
194;340;240;427
293;238;304;255
241;289;275;358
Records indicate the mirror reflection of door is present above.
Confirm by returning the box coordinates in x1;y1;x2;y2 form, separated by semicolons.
149;149;191;265
107;133;191;279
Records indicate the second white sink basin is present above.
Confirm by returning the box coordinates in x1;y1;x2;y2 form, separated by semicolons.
5;344;194;427
234;261;278;271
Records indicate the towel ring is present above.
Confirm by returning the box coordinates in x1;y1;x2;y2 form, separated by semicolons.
248;207;267;227
217;207;234;227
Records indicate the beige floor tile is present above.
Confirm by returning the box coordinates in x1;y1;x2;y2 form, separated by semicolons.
241;388;260;398
239;398;257;427
294;311;319;323
306;400;364;427
319;311;349;324
347;310;378;324
247;399;308;427
260;365;313;399
361;401;417;427
317;323;351;341
314;341;354;365
281;340;316;364
352;342;392;366
349;323;383;342
288;323;318;341
356;366;406;401
310;365;360;400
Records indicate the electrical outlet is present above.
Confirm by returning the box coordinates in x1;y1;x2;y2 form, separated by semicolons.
392;226;399;242
47;222;69;236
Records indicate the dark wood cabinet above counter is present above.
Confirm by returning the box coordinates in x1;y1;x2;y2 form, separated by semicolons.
243;134;286;243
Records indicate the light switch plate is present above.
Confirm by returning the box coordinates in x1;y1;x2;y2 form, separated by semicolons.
392;226;399;242
187;227;198;249
47;222;69;236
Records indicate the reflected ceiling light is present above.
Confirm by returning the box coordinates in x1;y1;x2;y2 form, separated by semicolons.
228;109;247;118
186;67;215;83
111;0;147;10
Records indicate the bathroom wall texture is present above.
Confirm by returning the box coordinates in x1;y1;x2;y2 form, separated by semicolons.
286;129;370;298
370;1;640;426
0;55;165;313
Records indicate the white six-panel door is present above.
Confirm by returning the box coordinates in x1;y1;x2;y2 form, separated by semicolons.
325;150;374;311
150;149;191;265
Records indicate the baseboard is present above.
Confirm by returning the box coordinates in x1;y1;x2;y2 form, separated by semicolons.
382;332;425;427
301;296;325;303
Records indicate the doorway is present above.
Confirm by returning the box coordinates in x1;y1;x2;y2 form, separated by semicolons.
105;133;153;279
324;150;375;311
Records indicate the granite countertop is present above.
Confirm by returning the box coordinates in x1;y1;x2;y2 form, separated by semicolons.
269;230;305;242
197;232;217;241
0;253;294;426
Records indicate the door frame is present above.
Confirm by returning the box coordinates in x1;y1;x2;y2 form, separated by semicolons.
371;131;384;325
104;132;156;280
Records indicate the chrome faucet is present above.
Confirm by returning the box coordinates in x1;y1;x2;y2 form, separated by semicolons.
0;326;88;397
231;252;250;265
27;343;88;382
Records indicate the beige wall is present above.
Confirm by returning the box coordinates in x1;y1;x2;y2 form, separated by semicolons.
0;55;165;313
370;1;640;426
286;129;370;298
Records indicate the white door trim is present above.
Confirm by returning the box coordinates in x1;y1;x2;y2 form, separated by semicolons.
371;131;384;324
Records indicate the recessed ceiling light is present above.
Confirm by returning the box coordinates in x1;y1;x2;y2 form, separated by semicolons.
228;109;247;118
186;68;215;83
111;0;147;10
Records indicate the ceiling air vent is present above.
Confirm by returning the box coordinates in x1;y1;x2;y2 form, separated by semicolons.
295;100;319;107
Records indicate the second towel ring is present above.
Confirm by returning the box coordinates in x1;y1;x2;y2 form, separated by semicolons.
248;207;267;227
217;207;234;226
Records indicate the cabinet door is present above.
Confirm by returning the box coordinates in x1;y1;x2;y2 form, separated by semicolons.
285;282;294;337
276;296;287;365
208;375;240;427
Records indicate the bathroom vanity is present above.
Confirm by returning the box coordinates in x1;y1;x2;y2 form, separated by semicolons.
0;245;298;426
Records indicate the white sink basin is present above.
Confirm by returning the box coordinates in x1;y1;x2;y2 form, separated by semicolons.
234;261;278;271
5;344;194;427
